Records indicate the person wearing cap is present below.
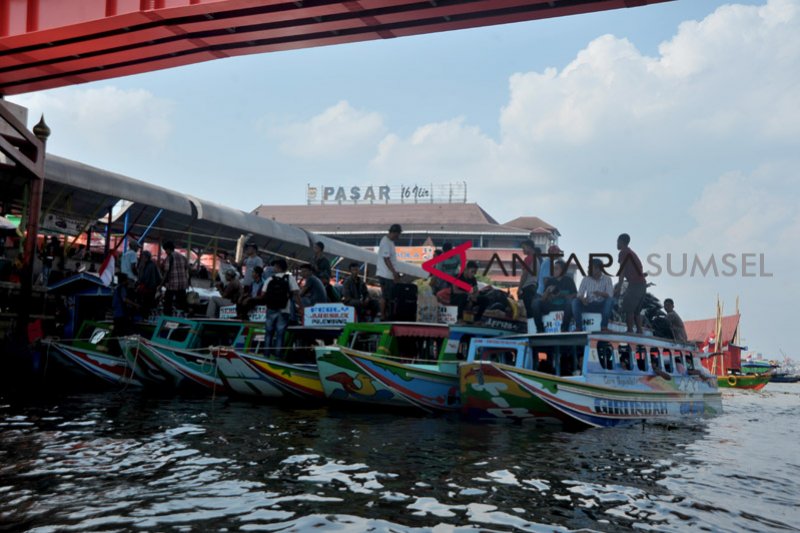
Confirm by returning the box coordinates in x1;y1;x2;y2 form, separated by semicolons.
376;223;402;320
206;269;242;318
241;242;264;291
537;244;562;297
572;258;614;331
299;263;328;307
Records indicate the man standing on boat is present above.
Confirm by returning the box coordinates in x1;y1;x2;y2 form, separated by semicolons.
241;242;264;292
160;241;189;316
263;259;302;356
572;258;614;331
518;240;539;319
614;233;647;334
664;298;688;342
376;224;402;320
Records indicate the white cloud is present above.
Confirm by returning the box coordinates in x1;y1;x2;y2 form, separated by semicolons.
271;100;386;159
9;86;173;156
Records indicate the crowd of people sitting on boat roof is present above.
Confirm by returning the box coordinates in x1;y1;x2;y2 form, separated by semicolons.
32;222;688;344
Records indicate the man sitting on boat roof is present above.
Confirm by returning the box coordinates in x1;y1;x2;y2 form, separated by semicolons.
572;258;614;332
664;298;688;342
530;259;577;333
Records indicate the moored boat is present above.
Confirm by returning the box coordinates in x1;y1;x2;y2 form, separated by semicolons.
215;325;342;400
315;322;512;411
717;373;771;390
42;320;149;388
120;316;258;392
460;332;722;427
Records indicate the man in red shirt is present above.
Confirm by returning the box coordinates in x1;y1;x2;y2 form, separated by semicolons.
614;233;647;333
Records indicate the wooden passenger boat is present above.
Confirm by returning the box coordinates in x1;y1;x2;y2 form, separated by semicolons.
214;326;342;400
459;332;722;427
42;320;153;388
717;373;771;390
119;316;258;392
315;322;509;412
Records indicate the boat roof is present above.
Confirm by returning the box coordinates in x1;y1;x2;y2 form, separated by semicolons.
501;331;703;352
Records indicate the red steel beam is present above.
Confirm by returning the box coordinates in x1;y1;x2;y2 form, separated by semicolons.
0;0;674;95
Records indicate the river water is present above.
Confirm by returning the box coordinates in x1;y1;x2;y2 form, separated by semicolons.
0;384;797;532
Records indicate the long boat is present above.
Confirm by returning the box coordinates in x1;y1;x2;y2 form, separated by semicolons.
460;332;722;427
315;322;512;412
119;316;259;392
214;326;342;400
42;320;152;388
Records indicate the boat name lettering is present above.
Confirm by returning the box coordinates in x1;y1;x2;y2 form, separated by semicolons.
602;375;640;387
593;399;669;416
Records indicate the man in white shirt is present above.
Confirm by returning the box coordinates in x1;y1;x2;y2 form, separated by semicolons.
120;240;139;282
572;258;614;331
241;242;264;290
376;224;402;320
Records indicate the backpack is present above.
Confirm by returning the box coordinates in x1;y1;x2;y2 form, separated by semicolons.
264;274;291;310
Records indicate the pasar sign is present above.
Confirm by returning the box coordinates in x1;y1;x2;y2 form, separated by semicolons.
304;303;355;326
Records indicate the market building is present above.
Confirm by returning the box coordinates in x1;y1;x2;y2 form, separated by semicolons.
253;184;560;288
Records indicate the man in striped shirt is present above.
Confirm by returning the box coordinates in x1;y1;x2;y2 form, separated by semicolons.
572;258;614;331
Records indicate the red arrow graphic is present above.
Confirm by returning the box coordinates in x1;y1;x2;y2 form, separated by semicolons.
422;241;473;292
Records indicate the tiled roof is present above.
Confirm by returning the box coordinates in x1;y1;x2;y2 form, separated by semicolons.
505;216;559;234
252;203;529;235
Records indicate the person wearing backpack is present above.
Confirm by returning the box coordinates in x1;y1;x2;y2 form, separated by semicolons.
263;258;302;356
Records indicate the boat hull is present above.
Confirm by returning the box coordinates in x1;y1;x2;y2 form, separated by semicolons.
215;348;323;400
717;373;771;390
316;347;457;411
44;341;140;387
460;362;722;427
136;339;223;391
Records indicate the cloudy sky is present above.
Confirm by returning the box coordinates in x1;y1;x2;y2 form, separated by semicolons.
9;0;799;358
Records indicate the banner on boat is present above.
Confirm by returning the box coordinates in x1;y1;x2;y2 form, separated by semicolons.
304;303;355;326
219;305;267;321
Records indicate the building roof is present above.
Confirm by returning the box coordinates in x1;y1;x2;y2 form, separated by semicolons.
253;203;530;236
684;314;741;344
505;216;560;235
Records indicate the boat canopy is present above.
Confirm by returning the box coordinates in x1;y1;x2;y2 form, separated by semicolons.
390;324;449;338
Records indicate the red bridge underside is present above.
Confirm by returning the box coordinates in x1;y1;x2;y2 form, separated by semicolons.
0;0;672;96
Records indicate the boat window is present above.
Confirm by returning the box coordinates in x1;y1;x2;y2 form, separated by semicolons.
674;351;687;375
534;347;557;375
559;345;584;376
618;344;633;371
349;332;381;353
597;341;614;370
157;321;192;343
457;335;474;361
650;348;661;372
198;324;242;348
635;345;648;371
89;328;109;345
396;337;443;362
662;349;674;373
685;352;696;371
477;347;517;365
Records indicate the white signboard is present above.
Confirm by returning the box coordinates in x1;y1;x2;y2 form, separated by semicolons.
219;305;267;321
41;213;88;236
304;303;355;326
438;305;458;325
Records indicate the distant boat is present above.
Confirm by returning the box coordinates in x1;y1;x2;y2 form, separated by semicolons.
717;373;771;390
770;373;800;383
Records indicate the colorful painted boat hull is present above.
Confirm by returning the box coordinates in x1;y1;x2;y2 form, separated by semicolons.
119;336;173;388
136;338;223;391
460;362;722;427
717;373;771;390
215;348;324;400
45;341;141;387
315;346;459;411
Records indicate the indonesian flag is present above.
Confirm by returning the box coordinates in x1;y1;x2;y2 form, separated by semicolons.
98;253;116;286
